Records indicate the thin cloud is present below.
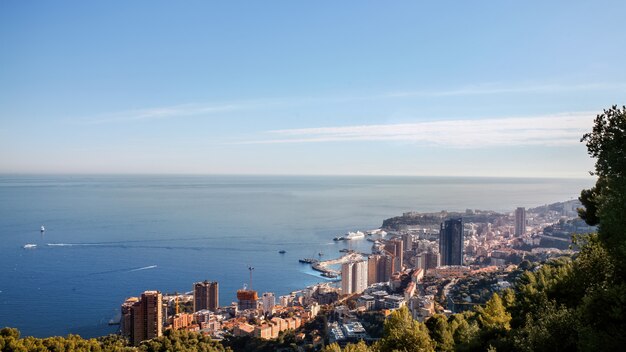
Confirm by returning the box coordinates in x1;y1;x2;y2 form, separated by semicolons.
241;112;594;148
76;103;242;124
385;82;626;98
72;81;624;124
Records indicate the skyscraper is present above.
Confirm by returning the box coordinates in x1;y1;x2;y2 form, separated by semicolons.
515;207;526;236
384;238;404;272
341;259;368;294
439;218;464;266
367;253;393;285
121;290;163;346
193;280;219;312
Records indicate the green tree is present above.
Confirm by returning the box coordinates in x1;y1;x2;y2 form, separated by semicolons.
374;306;433;352
475;293;511;332
322;343;343;352
579;105;626;275
424;315;454;351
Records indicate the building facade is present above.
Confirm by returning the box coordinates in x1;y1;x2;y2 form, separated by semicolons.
367;253;393;285
261;292;275;313
121;290;163;346
237;289;258;310
341;259;368;294
193;280;219;312
439;218;464;266
515;207;526;236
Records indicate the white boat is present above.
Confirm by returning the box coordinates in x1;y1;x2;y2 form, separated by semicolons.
345;231;365;240
23;244;37;249
40;225;45;232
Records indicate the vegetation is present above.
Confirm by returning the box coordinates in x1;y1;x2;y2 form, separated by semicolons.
0;328;228;352
3;105;625;351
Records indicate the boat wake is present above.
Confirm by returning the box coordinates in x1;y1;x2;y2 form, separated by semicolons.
47;243;100;247
129;265;157;272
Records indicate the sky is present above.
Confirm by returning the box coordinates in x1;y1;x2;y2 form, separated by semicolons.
1;1;625;177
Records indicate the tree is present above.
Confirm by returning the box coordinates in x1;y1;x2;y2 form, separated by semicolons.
424;315;454;352
475;293;511;332
579;105;626;276
374;306;434;352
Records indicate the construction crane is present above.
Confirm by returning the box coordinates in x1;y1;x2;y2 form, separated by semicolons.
248;265;255;290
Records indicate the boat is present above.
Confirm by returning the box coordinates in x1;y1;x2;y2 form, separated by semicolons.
299;258;318;264
318;252;324;257
321;272;339;278
23;244;37;249
279;250;286;254
40;225;45;233
345;231;365;240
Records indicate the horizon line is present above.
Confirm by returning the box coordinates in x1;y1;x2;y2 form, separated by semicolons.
0;172;596;180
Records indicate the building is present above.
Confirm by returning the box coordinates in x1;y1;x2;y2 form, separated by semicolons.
193;309;221;333
384;294;407;309
237;289;258;310
121;291;163;346
439;218;463;266
261;292;275;313
193;280;219;312
384;239;404;271
515;207;526;236
401;233;414;251
367;253;393;285
120;297;139;342
168;313;194;330
341;259;368;294
425;250;441;269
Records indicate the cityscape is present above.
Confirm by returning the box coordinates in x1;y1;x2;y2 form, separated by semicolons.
117;199;594;348
1;1;625;351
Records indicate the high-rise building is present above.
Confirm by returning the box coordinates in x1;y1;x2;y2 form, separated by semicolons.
384;239;404;272
341;259;368;295
121;291;163;346
193;280;219;312
439;218;464;266
425;250;441;269
367;253;393;285
261;292;275;313
515;207;526;236
401;233;414;251
237;289;259;311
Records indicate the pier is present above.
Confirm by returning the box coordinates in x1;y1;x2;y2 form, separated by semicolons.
307;252;365;277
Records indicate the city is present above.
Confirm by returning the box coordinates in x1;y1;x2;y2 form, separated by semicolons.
118;199;593;348
2;1;625;351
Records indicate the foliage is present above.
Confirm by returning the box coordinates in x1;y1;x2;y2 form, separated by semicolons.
424;315;453;351
140;329;228;352
579;105;626;276
323;340;371;352
0;328;135;352
373;306;433;352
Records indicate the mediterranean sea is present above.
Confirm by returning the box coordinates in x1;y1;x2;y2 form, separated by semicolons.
0;175;594;338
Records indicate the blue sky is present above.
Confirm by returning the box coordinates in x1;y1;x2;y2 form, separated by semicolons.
1;1;624;177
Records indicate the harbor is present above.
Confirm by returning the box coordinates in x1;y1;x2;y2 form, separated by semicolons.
301;252;365;278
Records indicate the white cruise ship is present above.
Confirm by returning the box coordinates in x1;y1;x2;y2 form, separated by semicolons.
345;231;365;240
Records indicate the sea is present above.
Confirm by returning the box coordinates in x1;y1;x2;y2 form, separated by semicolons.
0;175;595;338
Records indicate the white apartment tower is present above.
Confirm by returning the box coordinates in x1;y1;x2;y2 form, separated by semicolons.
261;292;275;313
341;259;368;295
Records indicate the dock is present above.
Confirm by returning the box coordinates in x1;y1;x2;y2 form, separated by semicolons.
308;252;365;277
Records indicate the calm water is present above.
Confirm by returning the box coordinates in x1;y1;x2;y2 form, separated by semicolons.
0;175;594;337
